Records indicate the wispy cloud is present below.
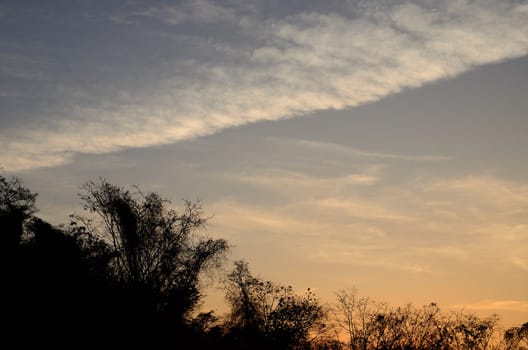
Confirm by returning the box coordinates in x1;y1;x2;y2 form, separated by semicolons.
309;248;432;273
2;0;528;170
131;0;238;25
267;138;453;162
208;198;429;273
214;168;381;193
450;300;528;312
207;171;528;275
512;256;528;271
0;53;51;81
424;176;528;217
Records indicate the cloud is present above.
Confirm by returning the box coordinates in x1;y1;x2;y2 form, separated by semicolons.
512;256;528;271
450;300;528;312
267;137;453;162
131;0;238;25
206;170;528;275
0;53;51;81
424;176;528;217
208;198;430;273
214;168;381;194
2;0;528;171
309;247;432;273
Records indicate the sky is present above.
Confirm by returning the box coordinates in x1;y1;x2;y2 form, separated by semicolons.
1;0;527;327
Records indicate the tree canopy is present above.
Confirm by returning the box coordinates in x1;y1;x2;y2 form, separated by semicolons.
73;179;229;324
224;260;325;349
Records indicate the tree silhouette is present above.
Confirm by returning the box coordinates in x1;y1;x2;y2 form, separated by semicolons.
504;322;528;350
224;260;325;349
332;289;510;350
333;289;373;350
73;179;229;329
0;176;109;345
0;174;37;250
2;174;526;349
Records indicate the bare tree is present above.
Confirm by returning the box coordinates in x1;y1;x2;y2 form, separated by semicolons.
333;288;373;350
332;289;507;350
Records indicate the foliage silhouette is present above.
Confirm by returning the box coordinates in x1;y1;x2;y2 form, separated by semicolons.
0;174;526;349
72;179;229;328
504;322;528;350
0;174;37;250
224;260;326;349
1;177;110;344
332;289;511;350
0;176;229;345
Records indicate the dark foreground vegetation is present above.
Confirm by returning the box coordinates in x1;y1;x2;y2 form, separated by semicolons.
1;174;526;349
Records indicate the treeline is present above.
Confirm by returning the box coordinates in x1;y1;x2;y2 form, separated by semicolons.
0;175;526;349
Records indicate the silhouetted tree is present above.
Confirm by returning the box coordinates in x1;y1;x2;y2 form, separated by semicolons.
1;175;40;332
332;289;507;350
73;179;229;329
333;288;374;350
0;177;110;345
16;218;92;319
0;174;37;250
224;260;325;349
3;174;525;349
504;322;528;350
449;312;500;350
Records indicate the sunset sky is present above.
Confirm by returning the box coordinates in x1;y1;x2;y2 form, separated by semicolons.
1;0;527;326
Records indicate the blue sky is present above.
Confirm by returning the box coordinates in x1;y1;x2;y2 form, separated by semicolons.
1;0;528;326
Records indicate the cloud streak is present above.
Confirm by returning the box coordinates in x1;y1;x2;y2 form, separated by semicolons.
266;137;453;162
207;171;528;274
450;300;528;312
2;0;528;171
